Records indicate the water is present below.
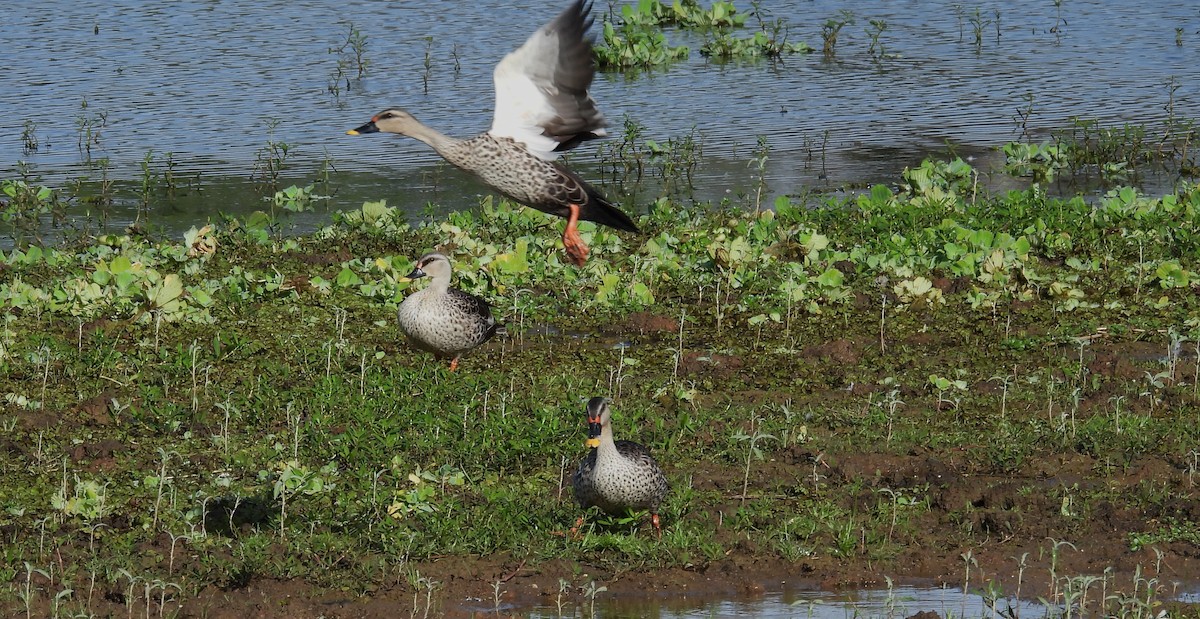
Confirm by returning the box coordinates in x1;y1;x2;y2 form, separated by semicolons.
2;0;1198;235
511;585;1052;618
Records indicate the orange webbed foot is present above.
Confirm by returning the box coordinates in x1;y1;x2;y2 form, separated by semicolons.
563;204;589;267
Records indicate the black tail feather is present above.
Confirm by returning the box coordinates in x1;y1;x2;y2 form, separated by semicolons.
581;185;640;233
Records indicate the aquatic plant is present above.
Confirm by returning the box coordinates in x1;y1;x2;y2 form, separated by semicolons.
865;18;888;59
616;0;746;29
327;22;370;97
73;99;108;164
422;35;434;93
820;10;854;57
20;120;38;155
595;19;689;69
700;29;811;60
1002;141;1068;182
969;6;991;49
0;179;62;248
251;118;292;193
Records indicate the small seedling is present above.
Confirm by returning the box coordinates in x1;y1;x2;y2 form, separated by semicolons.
582;580;607;618
748;135;769;213
969;7;990;49
74;99;108;163
866;18;887;59
820;11;854;57
732;413;776;505
422;36;434;93
251;118;291;193
961;549;977;594
21;120;39;154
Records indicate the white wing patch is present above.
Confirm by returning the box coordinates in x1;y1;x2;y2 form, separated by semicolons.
489;23;565;161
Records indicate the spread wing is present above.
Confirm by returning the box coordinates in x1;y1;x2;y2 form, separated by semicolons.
489;0;607;160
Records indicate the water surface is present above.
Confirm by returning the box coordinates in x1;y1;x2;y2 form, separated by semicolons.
2;0;1198;234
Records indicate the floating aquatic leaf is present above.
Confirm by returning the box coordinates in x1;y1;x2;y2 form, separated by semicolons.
147;273;184;311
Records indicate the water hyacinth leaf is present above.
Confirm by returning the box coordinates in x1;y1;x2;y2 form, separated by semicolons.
147;274;184;310
1155;261;1190;288
631;281;654;305
188;287;214;307
1012;236;1031;257
870;184;894;205
595;273;620;305
22;246;44;265
815;268;843;288
335;267;362;287
802;232;830;257
493;238;530;275
110;255;133;274
361;199;392;223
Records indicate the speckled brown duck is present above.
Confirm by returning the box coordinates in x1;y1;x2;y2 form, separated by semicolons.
397;252;501;371
572;397;669;537
346;0;638;267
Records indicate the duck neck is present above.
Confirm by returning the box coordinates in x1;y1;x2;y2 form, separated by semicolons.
426;273;452;296
405;122;460;159
596;425;617;458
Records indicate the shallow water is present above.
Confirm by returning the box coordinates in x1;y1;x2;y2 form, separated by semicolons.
3;0;1198;238
487;581;1200;618
508;585;1052;618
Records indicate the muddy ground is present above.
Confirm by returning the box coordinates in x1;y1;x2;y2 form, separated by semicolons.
169;450;1200;618
15;327;1199;619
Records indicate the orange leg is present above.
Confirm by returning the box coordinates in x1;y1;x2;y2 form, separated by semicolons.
562;204;589;267
569;515;586;538
448;356;460;372
651;513;662;539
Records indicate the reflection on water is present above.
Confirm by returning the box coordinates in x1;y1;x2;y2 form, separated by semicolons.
517;585;1052;619
2;0;1198;237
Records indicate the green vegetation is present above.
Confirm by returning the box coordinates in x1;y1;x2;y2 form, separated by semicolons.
595;0;812;67
2;135;1200;613
700;29;811;60
327;22;370;98
595;18;690;69
821;10;855;57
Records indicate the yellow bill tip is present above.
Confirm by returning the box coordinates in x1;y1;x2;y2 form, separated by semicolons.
585;438;600;448
346;129;360;136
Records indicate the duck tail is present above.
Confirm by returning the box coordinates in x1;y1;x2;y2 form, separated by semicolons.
581;184;640;234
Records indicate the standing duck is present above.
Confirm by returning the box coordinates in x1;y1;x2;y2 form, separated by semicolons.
346;0;639;267
572;397;669;537
398;252;501;371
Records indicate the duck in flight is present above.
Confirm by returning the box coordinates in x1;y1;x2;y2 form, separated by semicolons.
347;0;639;266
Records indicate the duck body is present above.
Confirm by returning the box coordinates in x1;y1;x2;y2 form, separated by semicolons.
397;252;500;371
572;397;668;534
439;133;634;232
573;440;668;516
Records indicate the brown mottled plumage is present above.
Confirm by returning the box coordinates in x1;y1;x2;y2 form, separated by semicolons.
572;397;669;537
346;1;638;266
397;253;501;371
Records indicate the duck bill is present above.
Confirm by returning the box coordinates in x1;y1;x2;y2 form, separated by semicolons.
404;266;427;280
585;412;602;448
346;121;379;136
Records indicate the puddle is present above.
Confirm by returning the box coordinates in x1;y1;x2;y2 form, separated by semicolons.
501;585;1053;618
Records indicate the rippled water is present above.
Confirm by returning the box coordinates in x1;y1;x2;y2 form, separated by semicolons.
515;585;1052;618
2;0;1198;233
